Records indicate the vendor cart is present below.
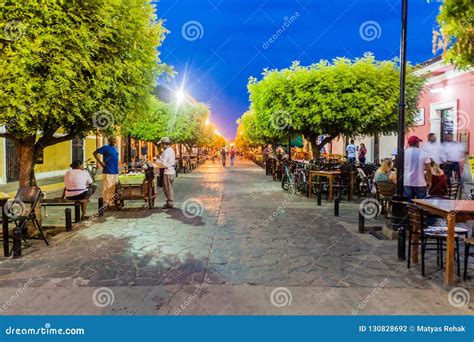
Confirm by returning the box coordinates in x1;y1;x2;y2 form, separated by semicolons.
115;162;156;209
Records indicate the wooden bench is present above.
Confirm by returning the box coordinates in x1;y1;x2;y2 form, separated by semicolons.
41;198;87;224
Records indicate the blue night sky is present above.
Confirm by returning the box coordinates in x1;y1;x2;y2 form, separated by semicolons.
155;0;442;140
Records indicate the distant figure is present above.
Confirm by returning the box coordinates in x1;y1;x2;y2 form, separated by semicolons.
157;137;176;209
141;144;148;161
443;133;466;184
131;144;138;162
429;161;448;197
230;147;236;166
220;147;227;167
403;136;432;202
93;137;119;207
64;160;97;219
422;133;444;165
358;143;367;164
346;139;356;163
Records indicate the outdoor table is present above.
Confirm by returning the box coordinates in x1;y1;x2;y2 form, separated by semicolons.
0;193;10;257
308;170;354;202
413;198;474;285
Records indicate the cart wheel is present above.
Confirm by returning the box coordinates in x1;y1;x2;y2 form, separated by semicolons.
115;200;124;210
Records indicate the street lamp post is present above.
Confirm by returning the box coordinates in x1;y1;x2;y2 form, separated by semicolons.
392;0;409;260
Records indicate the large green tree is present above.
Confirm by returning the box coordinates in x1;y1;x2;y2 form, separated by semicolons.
247;54;425;159
435;0;474;69
0;0;170;185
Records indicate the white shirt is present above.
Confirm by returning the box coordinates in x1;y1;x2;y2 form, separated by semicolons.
159;146;176;175
422;141;444;165
443;141;465;162
404;147;430;187
346;144;356;158
64;169;93;197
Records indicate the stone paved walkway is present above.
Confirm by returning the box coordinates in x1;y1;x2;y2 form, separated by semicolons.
0;159;472;315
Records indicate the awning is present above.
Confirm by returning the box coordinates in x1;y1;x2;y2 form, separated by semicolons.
280;135;304;148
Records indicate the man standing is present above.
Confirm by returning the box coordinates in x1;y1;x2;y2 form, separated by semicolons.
422;133;444;165
157;137;176;209
443;133;466;184
220;146;227;167
141;144;148;161
346;139;357;163
93;137;119;207
404;136;432;202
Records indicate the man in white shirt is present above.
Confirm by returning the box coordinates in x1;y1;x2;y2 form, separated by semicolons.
404;136;432;202
346;139;357;163
442;133;466;184
64;160;97;219
422;133;444;165
157;137;176;209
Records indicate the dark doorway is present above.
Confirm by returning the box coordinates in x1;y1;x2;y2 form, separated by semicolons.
5;138;19;182
71;136;84;162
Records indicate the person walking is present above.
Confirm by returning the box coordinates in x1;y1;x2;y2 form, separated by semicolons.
442;133;466;185
346;139;357;163
358;143;367;164
157;137;176;209
230;146;236;166
220;146;227;167
422;133;444;165
93;137;119;207
403;136;432;202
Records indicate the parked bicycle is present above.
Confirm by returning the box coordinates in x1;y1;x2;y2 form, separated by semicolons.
86;158;98;181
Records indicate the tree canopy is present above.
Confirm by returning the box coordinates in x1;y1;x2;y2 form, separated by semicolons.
241;54;425;157
435;0;474;69
0;0;170;184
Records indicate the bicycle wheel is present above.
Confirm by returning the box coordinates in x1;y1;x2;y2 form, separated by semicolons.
281;173;291;191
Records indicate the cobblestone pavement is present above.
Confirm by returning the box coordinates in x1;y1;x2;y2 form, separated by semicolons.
0;159;472;315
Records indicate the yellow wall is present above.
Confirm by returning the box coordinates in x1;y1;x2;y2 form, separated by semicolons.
85;137;97;161
35;141;71;173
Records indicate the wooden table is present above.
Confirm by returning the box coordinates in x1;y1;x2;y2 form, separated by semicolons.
413;199;474;285
308;170;355;202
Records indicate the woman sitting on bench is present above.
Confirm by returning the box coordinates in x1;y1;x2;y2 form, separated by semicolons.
64;160;97;219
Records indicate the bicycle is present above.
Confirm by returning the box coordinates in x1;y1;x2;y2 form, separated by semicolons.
293;162;309;194
281;161;295;191
86;158;98;181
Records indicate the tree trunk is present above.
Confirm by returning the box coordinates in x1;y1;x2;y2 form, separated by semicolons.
310;140;320;161
14;138;37;187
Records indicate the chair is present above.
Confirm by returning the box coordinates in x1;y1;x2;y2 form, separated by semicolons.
464;237;474;280
333;164;353;200
406;204;461;277
375;181;396;218
6;186;49;253
447;182;460;200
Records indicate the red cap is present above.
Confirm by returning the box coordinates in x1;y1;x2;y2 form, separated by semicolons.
408;136;422;145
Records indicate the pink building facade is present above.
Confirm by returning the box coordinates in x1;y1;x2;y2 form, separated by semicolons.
409;57;474;154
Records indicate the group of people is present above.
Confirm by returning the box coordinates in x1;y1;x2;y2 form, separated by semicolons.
219;146;237;167
374;132;467;202
63;136;177;219
346;140;367;164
